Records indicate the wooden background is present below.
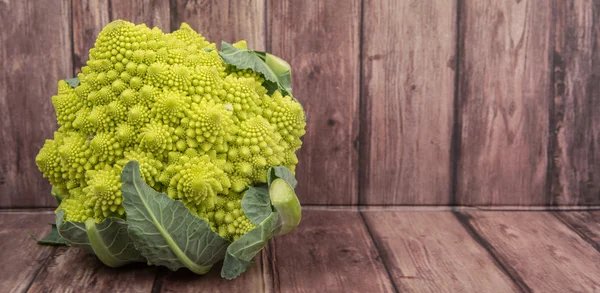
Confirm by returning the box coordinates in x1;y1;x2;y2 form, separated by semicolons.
1;0;599;208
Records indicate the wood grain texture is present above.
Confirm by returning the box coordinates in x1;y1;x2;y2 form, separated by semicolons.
158;251;272;293
0;212;56;293
111;0;170;32
0;0;72;208
550;0;600;205
268;0;361;205
72;0;110;72
360;0;456;205
171;0;265;50
28;247;157;293
554;211;600;251
362;211;518;292
456;0;553;205
270;210;395;293
464;211;600;292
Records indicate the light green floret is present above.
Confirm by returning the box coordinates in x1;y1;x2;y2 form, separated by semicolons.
166;155;231;211
37;20;305;238
198;192;255;241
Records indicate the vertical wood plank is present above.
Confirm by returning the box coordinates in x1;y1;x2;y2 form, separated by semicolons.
551;0;600;205
72;0;110;72
158;251;272;293
554;211;600;251
111;0;170;31
463;211;600;292
361;0;456;205
0;212;56;292
270;210;395;292
28;247;157;293
362;211;519;292
0;0;73;208
456;0;554;205
269;0;361;205
171;0;265;50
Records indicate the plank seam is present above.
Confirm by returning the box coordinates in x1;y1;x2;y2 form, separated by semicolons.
552;212;600;253
452;211;533;293
70;0;76;75
24;247;58;293
546;0;559;206
359;210;400;293
450;0;463;206
169;0;177;34
357;0;369;206
150;268;164;293
268;240;280;292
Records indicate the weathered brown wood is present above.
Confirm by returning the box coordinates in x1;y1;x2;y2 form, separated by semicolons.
362;211;519;292
72;0;110;72
0;212;56;292
28;246;157;293
110;0;170;32
463;211;600;292
360;0;456;205
268;0;360;205
270;210;395;292
171;0;265;50
456;0;553;205
550;0;600;205
555;211;600;251
0;0;72;208
158;251;272;293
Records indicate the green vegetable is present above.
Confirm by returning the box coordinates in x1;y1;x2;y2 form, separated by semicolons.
33;19;305;279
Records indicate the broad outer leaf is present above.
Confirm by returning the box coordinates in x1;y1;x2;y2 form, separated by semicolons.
241;185;272;225
56;210;94;254
64;77;80;88
56;210;144;267
221;212;281;280
31;223;69;246
267;166;297;189
121;161;230;275
84;218;145;267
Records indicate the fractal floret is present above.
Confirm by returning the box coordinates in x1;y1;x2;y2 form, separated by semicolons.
35;20;304;279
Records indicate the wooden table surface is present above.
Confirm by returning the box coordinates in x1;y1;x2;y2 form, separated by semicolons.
2;208;600;293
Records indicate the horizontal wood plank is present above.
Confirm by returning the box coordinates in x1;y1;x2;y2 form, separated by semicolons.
28;247;157;293
361;0;456;205
268;0;361;205
463;211;600;292
362;211;518;292
554;211;600;251
158;251;271;293
270;210;395;293
0;212;56;292
171;0;265;50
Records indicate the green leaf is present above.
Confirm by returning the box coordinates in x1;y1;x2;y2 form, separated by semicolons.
267;166;297;189
221;212;281;279
241;186;272;225
30;223;69;246
120;161;231;275
64;77;80;88
222;166;302;279
269;179;302;236
218;42;293;97
51;186;65;205
56;210;144;267
56;210;94;254
84;218;145;267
